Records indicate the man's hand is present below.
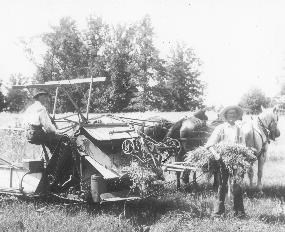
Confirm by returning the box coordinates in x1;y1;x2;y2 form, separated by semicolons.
249;147;257;155
184;152;193;163
209;147;221;160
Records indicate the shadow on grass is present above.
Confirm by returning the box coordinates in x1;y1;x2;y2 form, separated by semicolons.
259;214;285;224
95;183;216;226
0;182;251;228
5;183;215;227
245;185;285;199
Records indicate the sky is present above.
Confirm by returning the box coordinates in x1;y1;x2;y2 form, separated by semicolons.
1;0;285;106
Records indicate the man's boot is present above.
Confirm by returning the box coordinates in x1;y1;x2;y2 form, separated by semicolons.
233;183;246;218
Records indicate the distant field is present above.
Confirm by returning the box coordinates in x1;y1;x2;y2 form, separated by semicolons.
0;112;285;231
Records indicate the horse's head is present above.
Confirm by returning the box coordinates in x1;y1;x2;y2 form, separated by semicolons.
193;108;208;121
259;106;280;141
141;117;173;142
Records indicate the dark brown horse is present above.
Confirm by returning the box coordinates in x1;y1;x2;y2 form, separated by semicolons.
164;109;220;188
141;110;210;142
140;116;173;142
141;109;221;189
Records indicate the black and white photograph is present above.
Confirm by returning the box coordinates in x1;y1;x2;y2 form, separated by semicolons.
0;0;284;231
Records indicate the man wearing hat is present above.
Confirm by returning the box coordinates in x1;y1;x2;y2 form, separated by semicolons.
24;90;60;150
24;90;75;190
205;105;246;217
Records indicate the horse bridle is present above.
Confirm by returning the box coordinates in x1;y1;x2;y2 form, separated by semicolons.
250;116;272;158
257;117;271;143
257;115;278;142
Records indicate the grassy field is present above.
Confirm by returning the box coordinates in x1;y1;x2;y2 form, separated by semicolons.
0;112;285;231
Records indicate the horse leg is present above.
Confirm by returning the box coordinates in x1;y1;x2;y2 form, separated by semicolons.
176;172;181;190
182;170;190;184
176;148;185;190
247;164;254;187
257;153;266;191
192;171;199;191
193;171;197;185
213;172;219;192
180;139;190;185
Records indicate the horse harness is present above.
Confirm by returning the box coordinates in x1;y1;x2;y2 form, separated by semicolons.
252;117;271;158
179;116;210;146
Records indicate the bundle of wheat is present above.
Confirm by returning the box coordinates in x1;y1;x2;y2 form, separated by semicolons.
185;143;257;178
125;162;163;198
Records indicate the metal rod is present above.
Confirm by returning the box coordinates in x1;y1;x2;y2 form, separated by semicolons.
52;87;59;118
59;118;79;124
41;145;50;163
164;168;184;172
0;157;21;169
62;87;87;123
55;113;78;120
60;124;78;134
9;168;13;188
80;156;83;191
86;75;93;121
109;129;135;134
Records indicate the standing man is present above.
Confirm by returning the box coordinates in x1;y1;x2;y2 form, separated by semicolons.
24;90;61;152
205;105;246;217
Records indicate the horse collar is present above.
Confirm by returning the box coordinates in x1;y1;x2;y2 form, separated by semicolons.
257;117;270;144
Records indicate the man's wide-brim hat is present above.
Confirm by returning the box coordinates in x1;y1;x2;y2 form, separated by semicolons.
220;105;244;121
33;90;50;99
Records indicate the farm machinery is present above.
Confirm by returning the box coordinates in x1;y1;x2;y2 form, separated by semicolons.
0;77;182;203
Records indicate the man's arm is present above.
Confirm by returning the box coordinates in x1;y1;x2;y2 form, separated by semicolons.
205;125;223;160
39;108;57;134
205;125;223;148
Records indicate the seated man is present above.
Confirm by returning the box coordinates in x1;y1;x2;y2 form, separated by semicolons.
24;90;61;152
24;90;74;189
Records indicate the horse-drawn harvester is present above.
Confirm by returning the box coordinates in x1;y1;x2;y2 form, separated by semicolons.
0;76;273;206
0;77;183;204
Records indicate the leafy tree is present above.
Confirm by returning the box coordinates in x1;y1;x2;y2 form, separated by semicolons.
165;43;204;111
81;16;111;113
0;82;6;112
5;74;30;112
239;88;270;114
29;16;205;113
128;15;165;111
36;17;89;112
103;24;138;112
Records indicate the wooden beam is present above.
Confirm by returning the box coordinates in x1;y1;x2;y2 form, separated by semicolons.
84;156;119;179
45;77;105;85
86;76;93;120
12;77;106;89
52;87;59;118
61;87;88;124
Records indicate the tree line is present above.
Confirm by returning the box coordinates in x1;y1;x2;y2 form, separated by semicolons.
0;15;279;114
1;16;205;113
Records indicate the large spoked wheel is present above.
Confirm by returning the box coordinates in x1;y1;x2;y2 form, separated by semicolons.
122;139;136;155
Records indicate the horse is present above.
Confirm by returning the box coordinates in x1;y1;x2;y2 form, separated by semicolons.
140;116;173;142
242;106;280;191
139;109;222;189
164;109;222;189
140;109;211;142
